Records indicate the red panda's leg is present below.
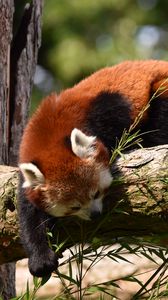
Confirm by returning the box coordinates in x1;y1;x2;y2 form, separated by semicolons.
141;80;168;147
86;92;132;151
141;99;168;147
18;173;58;277
85;89;168;149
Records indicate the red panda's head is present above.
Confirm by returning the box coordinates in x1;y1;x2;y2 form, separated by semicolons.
19;128;112;220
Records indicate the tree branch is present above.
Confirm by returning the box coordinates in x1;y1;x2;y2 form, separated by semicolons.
0;145;168;264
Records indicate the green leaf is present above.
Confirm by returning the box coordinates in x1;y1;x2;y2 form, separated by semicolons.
57;272;78;285
47;231;53;238
26;280;30;300
41;274;51;286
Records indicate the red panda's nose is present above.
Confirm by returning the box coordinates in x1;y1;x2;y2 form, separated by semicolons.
90;210;101;220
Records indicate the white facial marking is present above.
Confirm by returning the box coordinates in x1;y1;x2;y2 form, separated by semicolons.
19;163;45;188
75;208;91;220
46;204;68;217
90;197;103;215
71;128;96;158
46;203;91;220
99;168;113;190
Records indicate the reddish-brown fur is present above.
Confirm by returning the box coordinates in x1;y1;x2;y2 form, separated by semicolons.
20;60;168;181
18;60;168;277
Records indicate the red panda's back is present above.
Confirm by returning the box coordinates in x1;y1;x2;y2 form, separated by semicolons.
19;60;168;166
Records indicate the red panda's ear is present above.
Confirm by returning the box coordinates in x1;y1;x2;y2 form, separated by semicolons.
70;128;96;159
152;78;168;98
19;163;45;188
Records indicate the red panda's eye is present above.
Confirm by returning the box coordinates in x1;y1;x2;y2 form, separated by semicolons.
70;206;81;211
93;191;100;199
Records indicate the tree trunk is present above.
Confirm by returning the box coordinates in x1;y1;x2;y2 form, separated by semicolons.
9;0;43;165
0;145;167;264
0;1;16;298
0;0;14;166
0;263;16;300
0;0;43;298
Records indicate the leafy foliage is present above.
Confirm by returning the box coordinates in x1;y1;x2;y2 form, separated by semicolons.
15;239;168;299
40;0;168;88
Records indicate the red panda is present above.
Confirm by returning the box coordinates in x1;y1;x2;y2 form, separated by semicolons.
18;60;168;277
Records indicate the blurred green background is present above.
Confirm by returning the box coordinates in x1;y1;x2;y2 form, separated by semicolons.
16;0;168;109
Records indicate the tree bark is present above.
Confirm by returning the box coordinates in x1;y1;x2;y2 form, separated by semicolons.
0;263;16;300
0;0;43;298
0;0;14;165
0;145;167;264
9;0;43;165
0;1;16;298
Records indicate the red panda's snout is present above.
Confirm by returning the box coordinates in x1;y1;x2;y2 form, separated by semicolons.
19;128;113;220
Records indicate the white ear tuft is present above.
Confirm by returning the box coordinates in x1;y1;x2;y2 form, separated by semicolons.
70;128;96;158
19;163;45;188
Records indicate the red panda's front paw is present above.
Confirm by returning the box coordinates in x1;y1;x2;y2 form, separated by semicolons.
28;249;58;277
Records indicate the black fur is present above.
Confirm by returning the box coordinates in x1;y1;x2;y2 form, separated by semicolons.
141;97;168;147
18;174;58;277
86;92;132;151
86;91;168;150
